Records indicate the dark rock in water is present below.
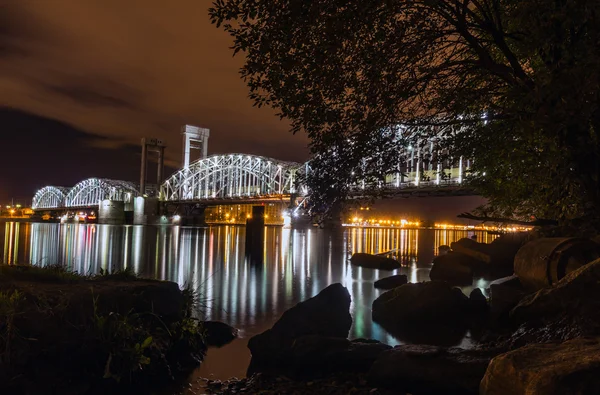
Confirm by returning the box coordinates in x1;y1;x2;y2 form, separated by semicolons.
374;274;408;289
469;288;488;311
372;282;470;345
451;237;491;262
489;275;529;320
367;344;499;395
480;337;600;395
451;233;529;278
248;283;352;366
438;245;451;255
350;253;401;270
202;321;239;347
430;252;475;285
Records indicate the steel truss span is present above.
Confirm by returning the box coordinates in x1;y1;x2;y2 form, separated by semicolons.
161;154;301;201
64;178;139;208
32;186;70;209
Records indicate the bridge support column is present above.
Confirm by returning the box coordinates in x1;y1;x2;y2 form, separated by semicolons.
98;200;125;225
133;197;159;225
245;205;265;264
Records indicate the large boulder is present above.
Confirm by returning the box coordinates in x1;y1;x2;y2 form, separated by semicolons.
508;258;600;345
480;337;600;395
451;237;493;263
511;258;600;324
350;253;401;270
374;274;408;289
430;252;475;285
469;288;488;311
372;282;470;345
248;283;352;366
368;344;499;394
489;275;529;319
451;233;528;278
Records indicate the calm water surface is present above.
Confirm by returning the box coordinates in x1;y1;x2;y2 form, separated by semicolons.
0;221;494;379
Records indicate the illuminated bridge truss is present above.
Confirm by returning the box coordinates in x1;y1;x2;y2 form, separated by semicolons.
32;186;70;210
64;178;139;208
161;154;301;201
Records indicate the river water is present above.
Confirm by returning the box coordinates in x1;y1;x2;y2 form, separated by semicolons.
0;221;494;379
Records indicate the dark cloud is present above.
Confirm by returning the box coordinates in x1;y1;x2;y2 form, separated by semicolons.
0;3;29;58
0;107;174;203
41;80;140;110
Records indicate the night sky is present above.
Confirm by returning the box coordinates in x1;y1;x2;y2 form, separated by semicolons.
0;1;484;220
0;1;307;202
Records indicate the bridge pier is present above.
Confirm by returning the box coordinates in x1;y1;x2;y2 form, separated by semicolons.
98;200;126;225
245;205;265;264
133;197;160;225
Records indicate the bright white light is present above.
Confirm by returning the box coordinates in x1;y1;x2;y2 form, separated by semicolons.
173;215;181;221
282;211;292;227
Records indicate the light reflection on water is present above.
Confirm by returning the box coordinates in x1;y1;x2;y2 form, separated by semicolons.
1;222;494;378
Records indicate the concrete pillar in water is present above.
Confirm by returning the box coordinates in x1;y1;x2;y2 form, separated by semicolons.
98;200;125;225
133;196;159;225
245;205;265;264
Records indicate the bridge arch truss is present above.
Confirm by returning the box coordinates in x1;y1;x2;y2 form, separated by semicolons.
64;178;139;208
32;186;70;210
161;154;300;201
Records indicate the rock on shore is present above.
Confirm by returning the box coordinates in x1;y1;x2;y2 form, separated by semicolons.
368;344;499;395
429;252;476;285
247;284;394;378
507;258;600;346
481;337;600;395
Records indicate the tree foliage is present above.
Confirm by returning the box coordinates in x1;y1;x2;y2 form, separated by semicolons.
210;0;600;230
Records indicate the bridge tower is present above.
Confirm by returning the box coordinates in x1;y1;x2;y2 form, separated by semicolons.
182;125;210;168
140;138;166;195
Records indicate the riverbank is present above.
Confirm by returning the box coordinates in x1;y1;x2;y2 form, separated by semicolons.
0;265;206;395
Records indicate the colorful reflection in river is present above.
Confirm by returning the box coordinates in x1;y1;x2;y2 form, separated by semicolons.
1;223;492;348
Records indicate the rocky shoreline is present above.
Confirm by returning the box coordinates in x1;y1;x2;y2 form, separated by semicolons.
188;234;600;394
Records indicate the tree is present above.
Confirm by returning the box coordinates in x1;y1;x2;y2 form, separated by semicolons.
210;0;600;232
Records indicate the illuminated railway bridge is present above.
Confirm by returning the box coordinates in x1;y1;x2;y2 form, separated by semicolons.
32;125;473;225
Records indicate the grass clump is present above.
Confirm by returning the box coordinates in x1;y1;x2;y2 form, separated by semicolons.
0;264;82;283
0;290;24;364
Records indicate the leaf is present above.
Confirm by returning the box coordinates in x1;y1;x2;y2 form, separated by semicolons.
141;336;153;349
